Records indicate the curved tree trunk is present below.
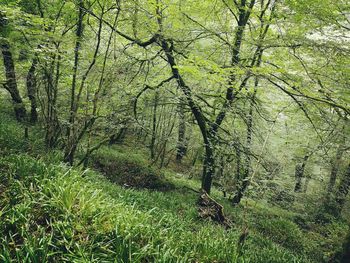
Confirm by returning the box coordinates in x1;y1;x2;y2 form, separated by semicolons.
158;0;256;195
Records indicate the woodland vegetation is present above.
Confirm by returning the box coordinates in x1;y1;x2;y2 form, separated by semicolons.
0;0;349;262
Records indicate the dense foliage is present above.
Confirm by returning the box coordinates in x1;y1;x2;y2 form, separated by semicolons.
0;0;349;262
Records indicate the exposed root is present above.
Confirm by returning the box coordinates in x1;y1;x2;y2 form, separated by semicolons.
197;190;231;229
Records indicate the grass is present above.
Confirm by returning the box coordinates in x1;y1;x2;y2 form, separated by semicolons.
90;146;175;191
1;154;312;262
0;106;348;262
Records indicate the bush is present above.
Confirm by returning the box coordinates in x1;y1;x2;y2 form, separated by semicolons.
91;148;174;191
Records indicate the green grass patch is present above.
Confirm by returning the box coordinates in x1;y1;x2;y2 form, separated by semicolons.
91;147;175;191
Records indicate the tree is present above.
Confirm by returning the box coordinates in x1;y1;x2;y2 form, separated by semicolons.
0;11;26;121
0;42;26;121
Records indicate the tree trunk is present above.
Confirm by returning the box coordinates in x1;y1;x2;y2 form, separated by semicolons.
159;0;256;194
231;180;249;205
26;57;38;123
232;81;257;206
64;0;84;165
150;90;159;159
43;52;61;149
1;43;27;121
160;38;213;193
202;143;215;194
235;145;241;182
328;145;344;193
176;99;187;162
294;154;310;192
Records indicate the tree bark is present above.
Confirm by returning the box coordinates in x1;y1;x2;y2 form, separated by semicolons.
235;145;242;182
202;143;215;193
26;57;38;123
1;43;27;121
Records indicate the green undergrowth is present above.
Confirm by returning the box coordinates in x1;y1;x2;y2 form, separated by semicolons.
91;147;175;191
0;106;45;158
0;154;312;262
0;109;347;262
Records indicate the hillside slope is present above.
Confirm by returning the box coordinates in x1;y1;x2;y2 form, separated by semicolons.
0;109;346;262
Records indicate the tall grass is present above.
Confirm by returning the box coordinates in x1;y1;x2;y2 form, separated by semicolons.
0;153;314;262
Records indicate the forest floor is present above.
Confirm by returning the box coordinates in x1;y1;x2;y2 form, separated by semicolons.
0;106;348;263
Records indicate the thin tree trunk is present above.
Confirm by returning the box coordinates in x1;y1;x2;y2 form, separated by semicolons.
64;0;85;165
328;145;344;193
26;57;38;123
235;145;242;181
150;90;159;160
176;99;187;162
160;38;213;193
1;43;27;121
44;55;61;149
232;79;257;205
